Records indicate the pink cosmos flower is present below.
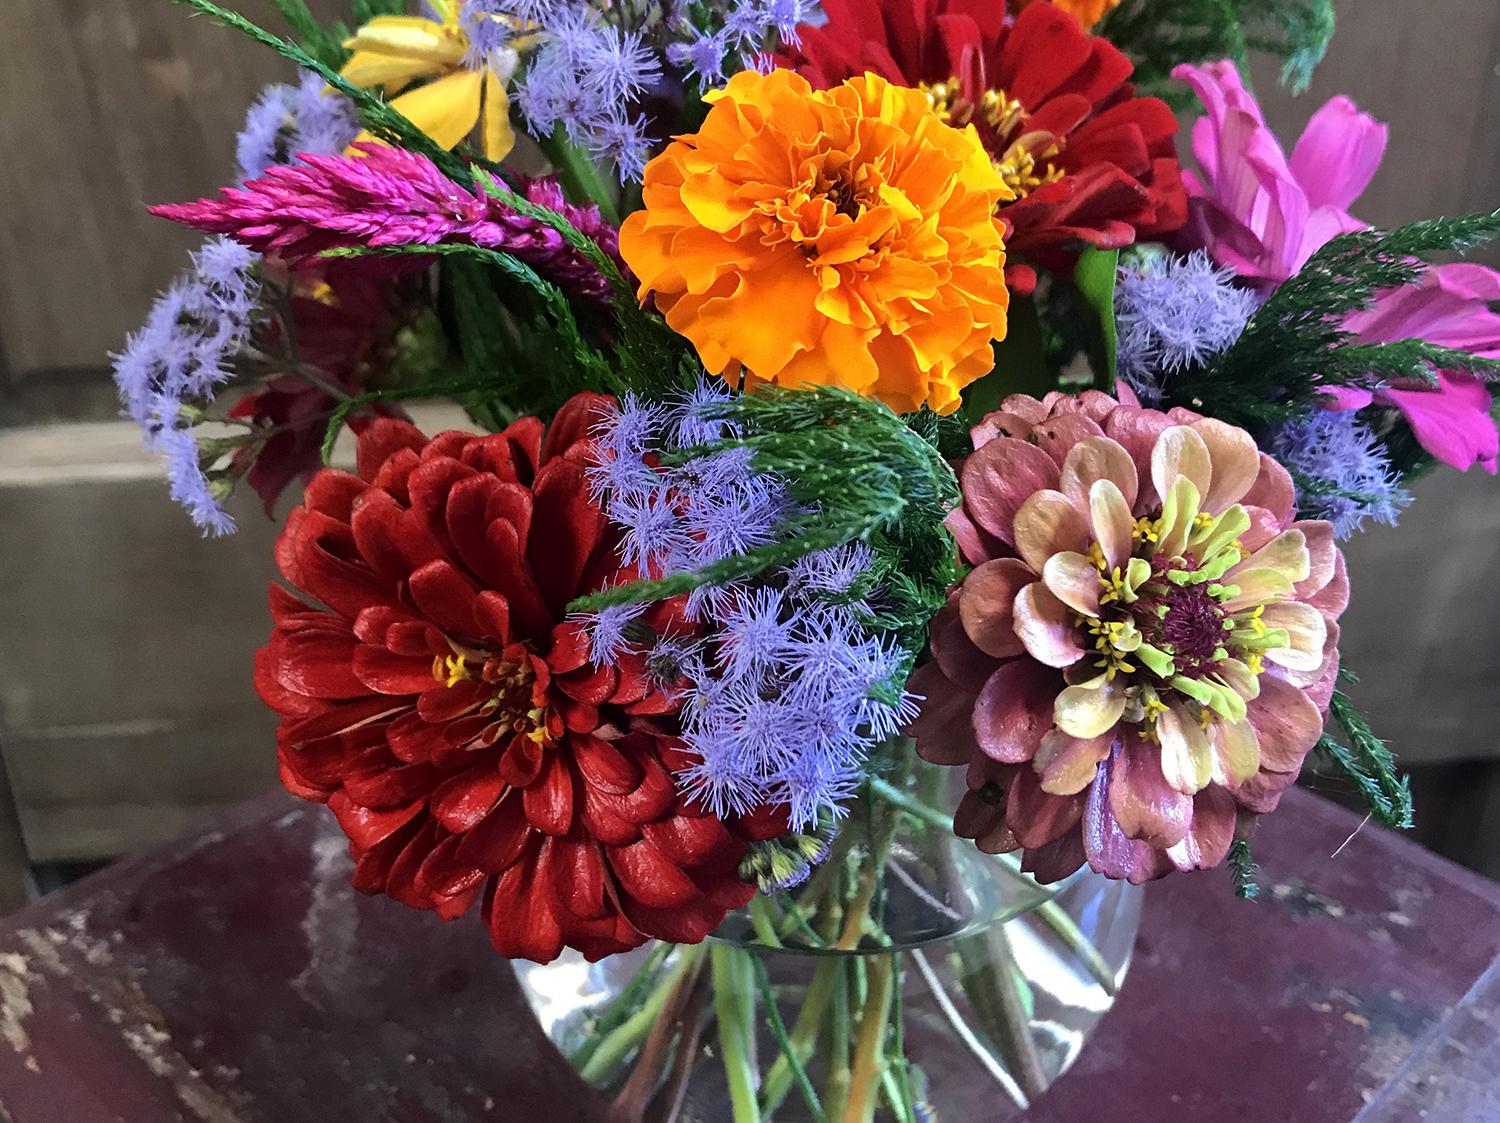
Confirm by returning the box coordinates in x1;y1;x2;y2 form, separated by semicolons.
1323;264;1500;473
911;391;1347;884
1175;60;1500;474
1172;60;1387;288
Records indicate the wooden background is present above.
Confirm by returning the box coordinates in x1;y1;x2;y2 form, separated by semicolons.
0;0;1497;884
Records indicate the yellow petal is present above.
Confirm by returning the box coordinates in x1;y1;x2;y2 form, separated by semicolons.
1260;601;1328;671
340;49;451;92
386;69;485;151
482;74;515;162
1155;476;1201;559
343;16;465;65
1210;718;1261;786
1157;705;1212;794
1054;676;1127;739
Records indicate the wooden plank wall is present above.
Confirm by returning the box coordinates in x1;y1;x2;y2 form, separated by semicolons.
0;0;1496;869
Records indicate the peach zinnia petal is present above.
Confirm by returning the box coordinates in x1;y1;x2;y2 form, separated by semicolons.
961;436;1060;545
1014;583;1088;667
1260;602;1328;671
1110;734;1193;847
1034;729;1115;795
1190;418;1261;513
1151;425;1214;510
1245;676;1323;771
972;660;1062;763
1060;435;1139;511
1157;704;1213;794
1013;489;1091;573
1042;552;1102;617
1088;478;1135;569
958;558;1033;658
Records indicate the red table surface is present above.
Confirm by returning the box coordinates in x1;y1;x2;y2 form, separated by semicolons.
0;786;1496;1122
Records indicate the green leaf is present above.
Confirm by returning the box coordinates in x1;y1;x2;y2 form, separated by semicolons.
1316;689;1414;830
967;294;1051;416
1073;246;1119;389
266;0;346;69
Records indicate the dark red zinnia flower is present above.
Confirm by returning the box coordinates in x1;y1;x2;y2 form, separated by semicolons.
779;0;1188;291
255;394;765;962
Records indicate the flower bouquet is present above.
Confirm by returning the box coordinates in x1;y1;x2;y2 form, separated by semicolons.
115;0;1500;1116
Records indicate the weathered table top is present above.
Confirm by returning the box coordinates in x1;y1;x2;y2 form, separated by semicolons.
0;786;1495;1122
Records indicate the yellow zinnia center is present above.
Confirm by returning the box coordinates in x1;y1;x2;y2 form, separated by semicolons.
921;77;1067;199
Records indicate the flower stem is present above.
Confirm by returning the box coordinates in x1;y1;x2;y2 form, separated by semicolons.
748;895;785;949
822;960;852;1120
841;955;894;1123
576;944;700;1084
751;954;829;1123
710;945;763;1123
758;957;839;1117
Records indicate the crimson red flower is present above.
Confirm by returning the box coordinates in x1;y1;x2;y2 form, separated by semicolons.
256;394;765;962
779;0;1187;291
232;264;409;514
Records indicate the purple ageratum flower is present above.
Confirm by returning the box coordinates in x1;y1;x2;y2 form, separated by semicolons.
665;378;740;447
787;542;876;599
579;24;662;103
666;31;729;86
581;601;648;665
585;110;654;184
1268;410;1411;538
157;423;237;537
291;71;358;158
718;586;794;681
235;71;357;182
1115;250;1259;404
150;146;624;306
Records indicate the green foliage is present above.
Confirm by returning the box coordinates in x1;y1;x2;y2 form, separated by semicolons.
1316;690;1414;830
1170;210;1500;429
1071;247;1120;389
570;387;961;657
1227;837;1260;900
1100;0;1334;106
265;0;346;69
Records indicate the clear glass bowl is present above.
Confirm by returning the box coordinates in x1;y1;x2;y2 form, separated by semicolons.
516;764;1142;1121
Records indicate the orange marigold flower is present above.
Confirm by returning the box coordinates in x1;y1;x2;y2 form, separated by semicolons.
1014;0;1122;30
618;68;1012;415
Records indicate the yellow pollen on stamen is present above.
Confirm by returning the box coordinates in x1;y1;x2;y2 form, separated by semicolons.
1246;652;1265;675
1133;516;1161;544
433;653;472;688
1088;541;1108;571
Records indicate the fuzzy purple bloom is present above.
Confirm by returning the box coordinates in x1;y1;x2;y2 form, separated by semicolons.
235;71;357;182
586;384;916;829
1115;249;1259;404
112;237;264;535
1267;410;1411;539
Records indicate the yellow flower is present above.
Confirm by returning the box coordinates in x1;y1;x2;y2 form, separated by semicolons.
339;0;516;161
618;68;1012;415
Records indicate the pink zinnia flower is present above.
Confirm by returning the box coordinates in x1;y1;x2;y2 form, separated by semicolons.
912;391;1347;884
1175;60;1500;474
1172;60;1386;288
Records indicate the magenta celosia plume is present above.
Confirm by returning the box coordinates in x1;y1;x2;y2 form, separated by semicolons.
1175;59;1500;475
151;144;623;303
911;391;1347;884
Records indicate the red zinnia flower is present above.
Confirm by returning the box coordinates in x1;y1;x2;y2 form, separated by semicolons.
256;394;764;962
779;0;1187;291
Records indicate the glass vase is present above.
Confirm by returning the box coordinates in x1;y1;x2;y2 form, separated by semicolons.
514;757;1141;1122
